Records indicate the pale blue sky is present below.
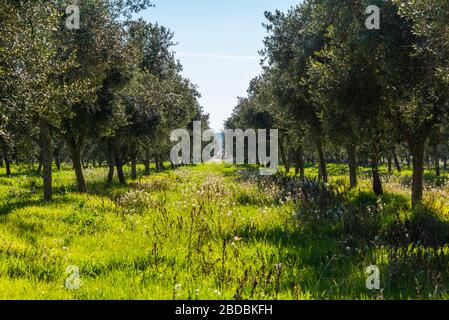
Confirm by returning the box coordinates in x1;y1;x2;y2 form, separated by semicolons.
137;0;300;131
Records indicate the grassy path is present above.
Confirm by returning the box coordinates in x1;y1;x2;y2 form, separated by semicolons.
0;164;448;299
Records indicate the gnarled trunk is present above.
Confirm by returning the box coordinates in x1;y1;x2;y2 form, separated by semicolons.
144;147;150;176
347;144;357;188
155;155;160;172
387;156;392;173
131;156;137;180
392;148;401;172
115;155;126;185
54;147;61;170
371;157;383;197
2;142;11;177
432;144;440;177
410;141;425;209
295;145;305;179
156;155;165;172
279;139;290;175
158;156;165;171
39;119;53;201
316;138;328;182
70;144;87;193
67;134;87;193
106;139;115;185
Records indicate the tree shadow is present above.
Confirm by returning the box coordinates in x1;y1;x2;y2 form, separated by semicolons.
226;187;449;298
386;204;449;248
229;213;449;299
226;224;375;298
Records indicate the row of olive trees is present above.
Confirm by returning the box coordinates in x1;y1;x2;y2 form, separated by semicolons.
0;0;207;201
226;0;448;208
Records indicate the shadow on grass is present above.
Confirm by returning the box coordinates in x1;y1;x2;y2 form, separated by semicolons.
386;204;449;248
230;214;449;299
226;223;375;298
226;187;449;298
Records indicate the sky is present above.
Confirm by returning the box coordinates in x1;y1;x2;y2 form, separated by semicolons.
137;0;301;131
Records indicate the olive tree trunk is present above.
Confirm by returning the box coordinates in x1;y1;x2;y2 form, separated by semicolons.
54;147;61;170
295;145;305;179
432;144;440;177
392;148;402;172
279;138;290;175
316;138;328;182
2;142;11;177
347;144;357;188
371;157;383;197
106;139;115;185
115;155;126;185
70;144;87;193
144;147;151;175
410;140;425;209
39;119;53;202
131;156;137;180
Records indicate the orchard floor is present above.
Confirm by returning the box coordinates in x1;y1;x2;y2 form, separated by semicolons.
0;162;448;299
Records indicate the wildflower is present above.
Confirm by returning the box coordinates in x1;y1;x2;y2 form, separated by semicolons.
234;236;242;241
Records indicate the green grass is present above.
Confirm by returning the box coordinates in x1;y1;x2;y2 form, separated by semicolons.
0;162;448;300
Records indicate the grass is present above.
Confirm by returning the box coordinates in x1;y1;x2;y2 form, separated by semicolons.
0;162;448;300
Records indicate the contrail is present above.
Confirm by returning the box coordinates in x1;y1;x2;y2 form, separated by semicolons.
176;52;260;61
